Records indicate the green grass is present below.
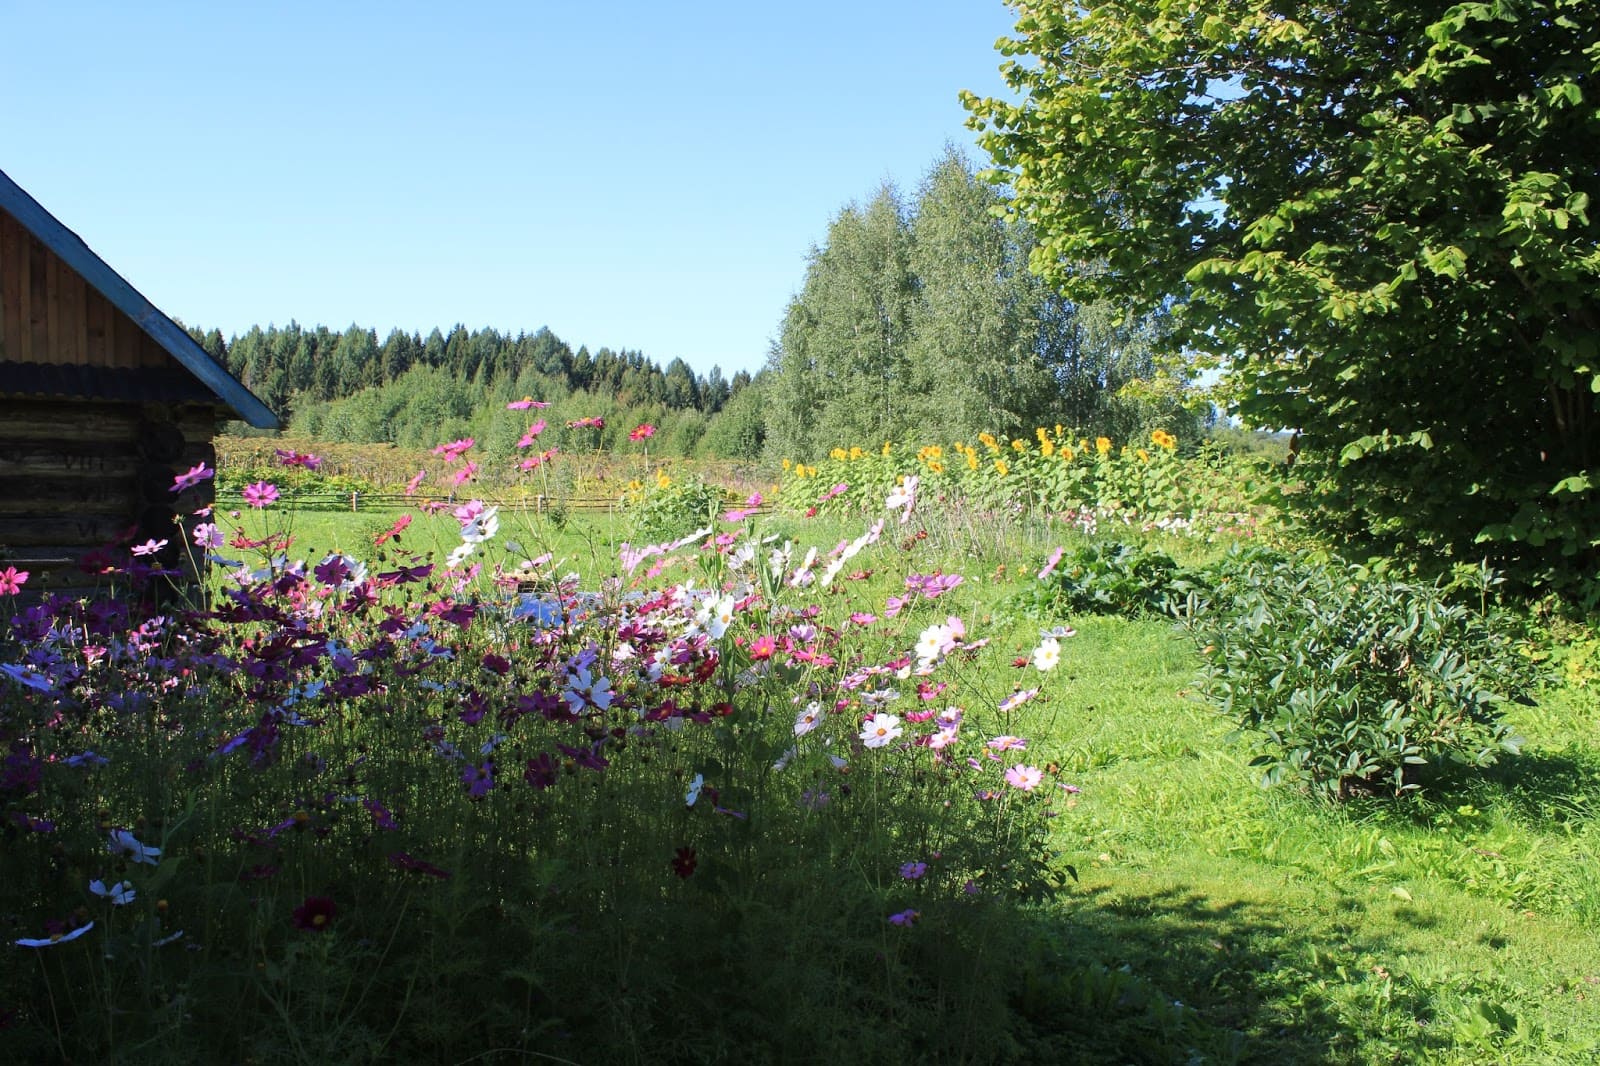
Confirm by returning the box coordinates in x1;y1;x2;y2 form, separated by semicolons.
998;613;1600;1064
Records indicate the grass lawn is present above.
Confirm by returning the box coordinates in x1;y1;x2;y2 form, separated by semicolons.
1013;615;1600;1064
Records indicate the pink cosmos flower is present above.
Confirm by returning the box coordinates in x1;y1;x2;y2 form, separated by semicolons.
507;397;549;410
1038;545;1066;581
998;688;1039;714
192;523;224;550
404;469;427;496
899;861;928;880
0;566;28;595
171;462;214;493
567;416;604;430
1004;764;1044;791
449;461;479;488
629;423;656;441
130;538;168;557
242;481;279;509
517;420;548;448
431;437;475;463
887;909;920;926
274;449;322;470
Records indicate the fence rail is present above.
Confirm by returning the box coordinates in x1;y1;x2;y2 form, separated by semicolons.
215;491;776;516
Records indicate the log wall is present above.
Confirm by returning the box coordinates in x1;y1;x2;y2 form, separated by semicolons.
0;399;218;597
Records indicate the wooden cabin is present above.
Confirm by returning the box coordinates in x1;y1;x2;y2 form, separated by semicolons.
0;168;278;598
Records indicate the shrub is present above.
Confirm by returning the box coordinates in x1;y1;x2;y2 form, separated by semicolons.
1182;549;1539;799
1021;540;1195;619
622;471;725;540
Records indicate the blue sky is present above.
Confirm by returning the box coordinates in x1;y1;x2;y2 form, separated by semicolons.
2;1;1021;378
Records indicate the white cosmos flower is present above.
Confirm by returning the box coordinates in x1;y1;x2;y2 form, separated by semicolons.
107;829;161;865
686;772;704;807
89;879;136;906
704;595;736;640
1031;636;1062;672
915;623;954;665
461;507;500;544
17;922;94;948
794;701;823;737
447;542;476;568
859;713;903;749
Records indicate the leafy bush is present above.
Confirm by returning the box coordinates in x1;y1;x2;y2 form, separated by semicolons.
1182;549;1540;799
1021;540;1196;618
622;471;725;540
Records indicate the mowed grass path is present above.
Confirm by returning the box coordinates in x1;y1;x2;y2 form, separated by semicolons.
1025;615;1600;1064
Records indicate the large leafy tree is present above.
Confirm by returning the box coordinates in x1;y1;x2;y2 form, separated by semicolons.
965;1;1600;589
907;147;1056;440
767;185;918;459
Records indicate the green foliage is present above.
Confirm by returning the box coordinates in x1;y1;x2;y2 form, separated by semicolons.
1183;549;1540;799
623;472;725;540
1022;540;1193;618
966;0;1600;595
766;151;1197;461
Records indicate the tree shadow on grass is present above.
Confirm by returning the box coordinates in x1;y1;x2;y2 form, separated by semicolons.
1364;746;1600;836
1007;880;1450;1065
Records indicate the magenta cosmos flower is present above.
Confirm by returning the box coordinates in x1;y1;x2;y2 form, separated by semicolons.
241;481;279;509
0;566;28;595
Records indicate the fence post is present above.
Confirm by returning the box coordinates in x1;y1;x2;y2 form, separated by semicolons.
351;492;359;512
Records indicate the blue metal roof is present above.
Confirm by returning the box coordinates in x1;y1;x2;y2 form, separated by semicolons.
0;167;280;429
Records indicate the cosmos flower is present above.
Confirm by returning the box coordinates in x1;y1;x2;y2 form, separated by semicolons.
291;896;337;933
794;702;823;737
16;922;94;948
241;481;279;509
1004;764;1044;791
107;829;161;865
171;462;214;493
860;713;903;749
89;879;136;906
1031;636;1062;672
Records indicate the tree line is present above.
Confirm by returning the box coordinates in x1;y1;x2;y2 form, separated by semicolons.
192;149;1209;464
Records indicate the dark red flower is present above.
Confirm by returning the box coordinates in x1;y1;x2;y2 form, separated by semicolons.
671;847;697;878
291;895;336;933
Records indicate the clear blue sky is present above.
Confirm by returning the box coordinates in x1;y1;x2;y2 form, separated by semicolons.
1;1;1021;379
